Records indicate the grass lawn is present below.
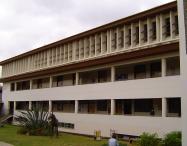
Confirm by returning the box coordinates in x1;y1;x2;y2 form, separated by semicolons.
0;125;135;146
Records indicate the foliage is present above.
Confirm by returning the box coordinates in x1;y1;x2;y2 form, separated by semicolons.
137;132;160;146
15;108;50;136
162;131;181;146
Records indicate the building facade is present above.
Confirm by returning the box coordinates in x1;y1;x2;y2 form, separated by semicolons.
0;1;185;141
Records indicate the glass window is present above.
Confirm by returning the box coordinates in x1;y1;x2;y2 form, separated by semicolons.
167;98;181;117
166;57;180;76
134;64;146;79
150;61;161;78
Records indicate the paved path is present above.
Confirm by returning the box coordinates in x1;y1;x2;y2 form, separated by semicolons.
0;142;13;146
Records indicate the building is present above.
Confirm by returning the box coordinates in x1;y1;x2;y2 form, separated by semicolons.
0;85;2;114
0;1;186;143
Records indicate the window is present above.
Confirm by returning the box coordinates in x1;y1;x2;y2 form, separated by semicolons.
115;66;129;81
10;83;15;91
98;69;111;83
127;28;131;46
16;80;30;91
52;101;75;113
174;15;179;35
32;78;50;89
134;99;153;112
79;68;111;85
167;98;181;117
143;24;148;42
97;100;108;112
111;30;117;50
151;21;157;40
32;101;49;111
119;30;124;48
134;64;146;79
58;122;74;129
52;74;75;87
166;57;180;76
165;17;171;37
102;32;107;53
134;26;139;45
16;101;29;110
150;61;161;78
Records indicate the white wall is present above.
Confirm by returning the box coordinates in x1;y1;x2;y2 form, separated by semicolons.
177;0;187;145
3;76;182;137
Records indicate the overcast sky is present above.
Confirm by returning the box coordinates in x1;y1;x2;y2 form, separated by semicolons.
0;0;174;62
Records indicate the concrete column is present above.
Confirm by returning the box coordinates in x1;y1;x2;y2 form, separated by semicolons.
75;72;79;85
162;98;167;117
177;1;187;145
111;99;115;115
156;15;160;42
111;66;115;82
49;76;52;88
30;80;32;90
29;101;32;110
162;58;166;77
75;100;78;114
131;100;135;115
49;100;52;113
14;101;16;112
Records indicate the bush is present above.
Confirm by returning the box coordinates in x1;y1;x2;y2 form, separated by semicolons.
162;131;181;146
15;108;50;136
137;132;160;146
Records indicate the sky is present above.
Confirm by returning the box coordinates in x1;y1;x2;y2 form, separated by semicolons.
0;0;174;76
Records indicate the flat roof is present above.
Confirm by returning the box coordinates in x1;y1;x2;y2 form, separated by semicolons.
0;1;177;65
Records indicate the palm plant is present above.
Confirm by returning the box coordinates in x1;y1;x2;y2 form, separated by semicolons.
15;108;50;136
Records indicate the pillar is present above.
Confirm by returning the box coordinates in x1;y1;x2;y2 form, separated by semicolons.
162;98;167;117
75;72;79;85
75;100;78;114
49;76;52;88
30;80;32;90
131;100;135;115
162;58;166;77
14;101;16;112
29;101;32;110
49;100;52;113
111;99;115;115
111;66;115;82
177;1;187;145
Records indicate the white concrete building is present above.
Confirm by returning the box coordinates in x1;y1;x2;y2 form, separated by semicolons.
0;1;186;143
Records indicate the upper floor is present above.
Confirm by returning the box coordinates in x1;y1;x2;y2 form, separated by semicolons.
0;2;179;80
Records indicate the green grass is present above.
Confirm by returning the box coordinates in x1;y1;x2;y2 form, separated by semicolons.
0;125;130;146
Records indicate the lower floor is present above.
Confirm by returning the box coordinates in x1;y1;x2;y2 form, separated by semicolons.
8;97;181;137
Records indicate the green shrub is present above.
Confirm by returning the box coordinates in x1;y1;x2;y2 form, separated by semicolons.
137;132;160;146
162;131;181;146
15;108;50;136
17;127;28;135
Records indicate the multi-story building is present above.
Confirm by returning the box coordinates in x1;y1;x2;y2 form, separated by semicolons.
0;1;187;144
0;85;2;114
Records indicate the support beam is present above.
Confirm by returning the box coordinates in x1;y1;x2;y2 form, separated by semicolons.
49;100;52;113
111;99;115;115
162;58;166;77
111;66;115;82
49;76;52;88
162;98;167;117
75;72;79;85
29;101;32;110
14;101;16;112
75;100;78;114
